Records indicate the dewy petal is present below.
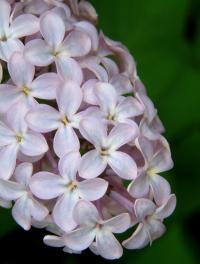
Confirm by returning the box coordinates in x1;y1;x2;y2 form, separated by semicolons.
64;227;96;251
12;194;31;230
61;30;91;57
149;174;171;206
20;131;48;156
26;104;60;133
79;118;107;146
0;144;18;180
30;172;66;199
53;191;79;232
14;162;33;187
78;178;108;201
9;14;39;39
150;148;174;174
24;39;54;66
0;179;24;200
73;200;99;226
30;198;49;221
0;0;11;36
134;198;156;222
56;57;83;85
0;84;21;113
56;81;82;116
79;150;107;179
40;11;65;47
155;194;176;220
122;223;149;249
53;126;80;158
128;173;149;198
8;52;35;87
108;151;137;180
0;38;24;62
103;213;131;233
95;82;117;115
108;123;138;150
30;73;60;100
96;230;123;260
58;151;81;181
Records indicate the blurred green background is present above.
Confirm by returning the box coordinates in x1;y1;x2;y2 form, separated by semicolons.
0;0;199;263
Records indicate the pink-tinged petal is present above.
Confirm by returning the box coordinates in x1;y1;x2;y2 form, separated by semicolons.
58;151;81;181
136;93;156;123
8;52;35;86
40;11;65;47
122;223;149;249
82;79;98;105
73;200;99;226
30;73;60;99
61;30;91;57
95;82;117;115
116;97;144;120
9;14;39;38
0;179;25;200
0;144;18;180
79;118;107;146
30;172;65;199
110;74;132;95
53;191;79;232
101;57;119;79
150;148;174;174
56;57;83;85
20;131;48;156
155;194;176;220
128;173;149;198
0;121;15;146
0;198;11;209
0;39;24;62
150;175;171;206
0;84;21;113
24;39;53;66
57;81;82;116
5;102;27;133
108;151;137;180
96;230;123;260
134;198;156;221
0;0;10;35
44;235;65;248
53;126;80;158
148;218;166;241
14;162;33;187
108;123;138;150
17;151;44;163
78;178;108;201
136;136;154;164
103;213;131;233
82;60;108;82
75;21;98;51
79;150;107;179
30;198;49;221
64;227;96;251
26;104;60;133
12;194;31;230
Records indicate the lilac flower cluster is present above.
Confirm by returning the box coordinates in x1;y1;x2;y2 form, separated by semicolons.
0;0;176;260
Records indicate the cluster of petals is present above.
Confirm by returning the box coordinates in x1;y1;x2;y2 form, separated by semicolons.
0;0;176;260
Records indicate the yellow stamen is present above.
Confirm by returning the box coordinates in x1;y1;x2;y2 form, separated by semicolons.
100;148;109;156
147;168;157;176
61;116;69;126
22;86;30;96
67;181;77;191
16;134;23;143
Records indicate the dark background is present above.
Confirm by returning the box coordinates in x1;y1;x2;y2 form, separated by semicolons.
0;0;199;263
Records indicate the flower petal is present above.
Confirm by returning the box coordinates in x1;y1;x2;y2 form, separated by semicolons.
134;198;156;221
78;178;108;201
155;194;176;220
0;121;15;147
8;52;35;86
128;173;149;198
14;162;33;187
108;151;137;180
0;179;24;200
20;131;48;156
24;39;53;66
26;104;60;133
30;172;65;199
79;150;107;179
0;84;21;113
44;235;65;248
96;230;123;260
9;14;39;38
0;38;24;62
0;0;10;36
103;213;131;233
150;148;174;174
148;218;166;241
30;198;49;221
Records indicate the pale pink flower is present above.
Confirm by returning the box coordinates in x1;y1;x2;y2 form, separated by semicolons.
0;162;48;230
123;195;176;249
45;200;131;260
30;151;108;232
0;103;48;179
0;52;60;113
0;0;39;61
